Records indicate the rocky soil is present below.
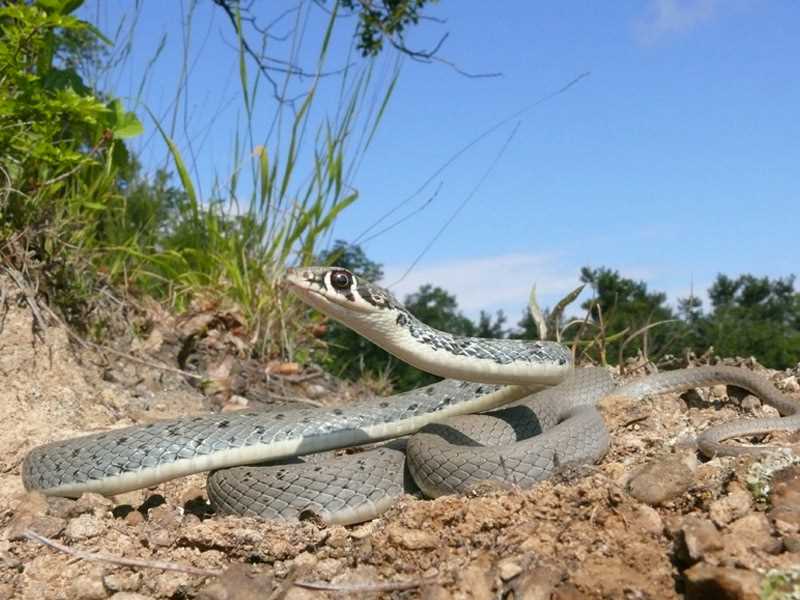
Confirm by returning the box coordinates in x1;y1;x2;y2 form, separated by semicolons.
1;279;800;599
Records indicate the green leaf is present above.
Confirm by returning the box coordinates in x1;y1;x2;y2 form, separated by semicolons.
146;107;198;220
112;110;143;139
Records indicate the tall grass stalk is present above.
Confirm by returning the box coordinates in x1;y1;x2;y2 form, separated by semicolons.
97;2;398;355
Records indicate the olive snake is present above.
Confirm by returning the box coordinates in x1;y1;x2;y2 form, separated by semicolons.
21;267;800;524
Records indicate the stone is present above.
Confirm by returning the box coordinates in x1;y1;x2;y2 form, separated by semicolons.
781;375;800;393
683;563;761;600
626;456;695;505
633;504;664;536
282;588;319;600
103;572;143;593
726;385;752;404
45;496;78;519
711;385;728;399
148;504;181;529
75;493;113;517
679;516;722;562
552;583;587;600
456;558;494;600
784;536;800;553
726;513;776;553
740;396;761;412
288;552;317;579
65;513;106;541
709;486;753;527
497;558;523;581
198;565;272;600
513;566;562;600
124;511;144;526
70;574;109;600
387;525;439;550
147;528;174;548
24;515;66;539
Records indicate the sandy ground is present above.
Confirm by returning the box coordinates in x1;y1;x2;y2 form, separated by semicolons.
1;281;800;599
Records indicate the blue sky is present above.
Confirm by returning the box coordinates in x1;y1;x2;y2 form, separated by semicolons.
81;1;799;323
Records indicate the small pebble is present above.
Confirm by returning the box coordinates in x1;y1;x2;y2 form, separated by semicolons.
679;516;722;562
70;574;108;600
65;513;106;541
497;558;523;581
627;456;695;505
683;563;761;600
709;485;753;527
387;525;438;550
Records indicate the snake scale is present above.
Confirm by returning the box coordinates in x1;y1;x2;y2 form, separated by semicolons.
21;267;800;524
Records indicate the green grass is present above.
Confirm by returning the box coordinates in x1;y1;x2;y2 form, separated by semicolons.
1;0;397;357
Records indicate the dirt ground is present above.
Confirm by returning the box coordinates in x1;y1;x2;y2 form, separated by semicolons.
1;280;800;600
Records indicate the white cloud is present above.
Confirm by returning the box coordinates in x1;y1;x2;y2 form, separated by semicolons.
634;0;719;45
381;253;582;317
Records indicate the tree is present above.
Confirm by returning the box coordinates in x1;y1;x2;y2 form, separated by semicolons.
577;267;677;363
700;274;800;368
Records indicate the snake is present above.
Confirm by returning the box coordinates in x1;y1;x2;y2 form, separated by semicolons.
21;266;800;525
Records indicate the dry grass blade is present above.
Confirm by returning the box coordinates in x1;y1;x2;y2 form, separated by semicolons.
295;578;435;592
21;530;223;577
527;283;548;340
21;529;435;594
617;318;677;373
548;284;585;342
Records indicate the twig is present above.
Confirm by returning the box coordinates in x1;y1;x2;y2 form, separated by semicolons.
21;530;434;593
295;577;434;592
21;530;223;577
38;301;204;381
274;367;324;384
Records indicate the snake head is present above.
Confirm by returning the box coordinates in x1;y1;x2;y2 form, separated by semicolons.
285;266;400;320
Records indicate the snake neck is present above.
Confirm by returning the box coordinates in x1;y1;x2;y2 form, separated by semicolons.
286;266;572;386
342;303;572;386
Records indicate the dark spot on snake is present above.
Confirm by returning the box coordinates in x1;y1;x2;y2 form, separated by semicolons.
396;313;408;326
425;388;435;396
217;421;230;428
117;437;128;444
379;402;389;408
71;449;80;457
333;409;343;415
475;386;484;394
407;403;418;411
254;426;265;434
275;414;285;420
314;466;322;471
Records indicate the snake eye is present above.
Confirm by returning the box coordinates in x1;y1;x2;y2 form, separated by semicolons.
330;270;353;291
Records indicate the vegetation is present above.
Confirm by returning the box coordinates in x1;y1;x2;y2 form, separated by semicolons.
315;241;800;391
1;2;796;393
0;0;434;353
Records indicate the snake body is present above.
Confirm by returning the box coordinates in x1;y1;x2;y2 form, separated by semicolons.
21;267;800;524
